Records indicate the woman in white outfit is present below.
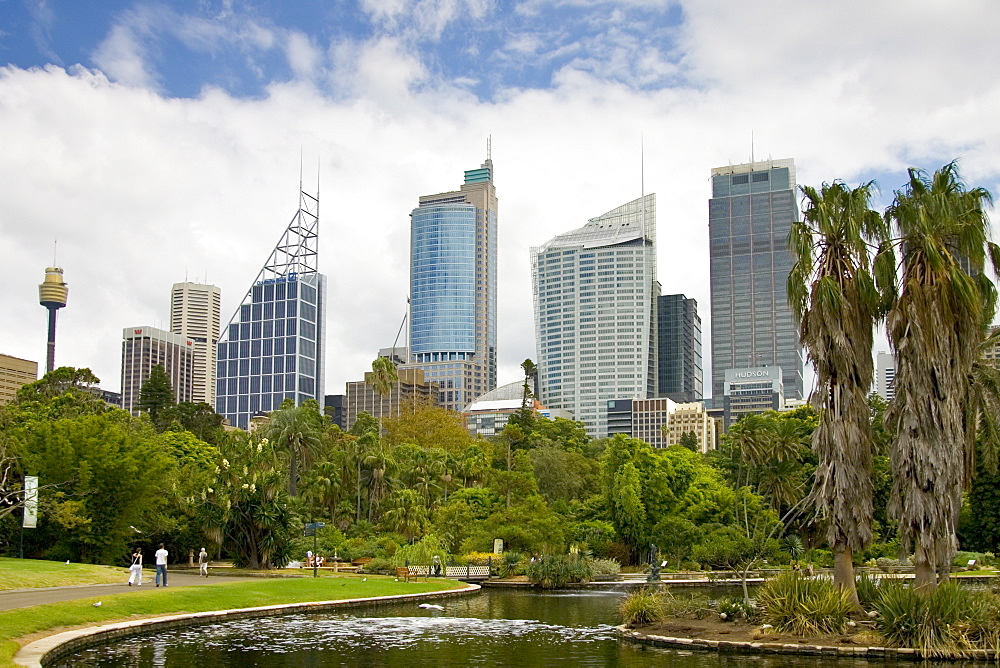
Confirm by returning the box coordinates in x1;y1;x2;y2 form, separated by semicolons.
127;547;143;586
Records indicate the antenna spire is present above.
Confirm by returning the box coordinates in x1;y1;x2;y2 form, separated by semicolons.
487;135;492;161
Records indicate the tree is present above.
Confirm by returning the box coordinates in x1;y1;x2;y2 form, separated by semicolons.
161;402;226;444
368;355;399;420
266;399;324;496
884;161;1000;592
520;358;537;412
138;365;175;430
20;413;175;563
382;402;473;453
678;431;699;452
203;432;295;568
787;179;891;606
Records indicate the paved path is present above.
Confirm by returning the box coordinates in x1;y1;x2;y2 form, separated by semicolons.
0;573;262;611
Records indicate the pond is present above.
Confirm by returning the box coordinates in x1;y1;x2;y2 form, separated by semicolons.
60;587;886;666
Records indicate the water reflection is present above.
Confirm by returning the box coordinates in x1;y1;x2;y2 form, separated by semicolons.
58;588;919;667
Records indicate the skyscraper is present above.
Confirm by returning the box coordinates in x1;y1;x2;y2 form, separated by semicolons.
531;194;658;437
657;293;702;402
170;282;221;406
121;326;194;415
405;155;497;411
215;186;326;429
709;158;803;400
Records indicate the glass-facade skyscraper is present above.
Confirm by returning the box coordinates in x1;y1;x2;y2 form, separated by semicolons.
215;187;326;429
531;194;658;438
406;156;497;411
708;158;802;400
657;293;702;403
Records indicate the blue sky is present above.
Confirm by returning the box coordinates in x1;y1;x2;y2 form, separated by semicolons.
1;0;999;398
1;1;685;98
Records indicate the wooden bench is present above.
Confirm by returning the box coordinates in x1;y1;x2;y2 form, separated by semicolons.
395;566;420;582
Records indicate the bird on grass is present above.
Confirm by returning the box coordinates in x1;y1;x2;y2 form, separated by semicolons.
93;602;102;607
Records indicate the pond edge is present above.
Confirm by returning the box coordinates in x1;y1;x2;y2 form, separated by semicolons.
15;583;481;667
616;624;1000;663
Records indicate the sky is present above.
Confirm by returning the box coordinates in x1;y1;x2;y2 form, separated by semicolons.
2;0;1000;401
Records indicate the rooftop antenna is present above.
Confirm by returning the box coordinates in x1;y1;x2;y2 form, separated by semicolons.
751;130;755;165
487;135;492;160
640;134;646;240
52;239;57;265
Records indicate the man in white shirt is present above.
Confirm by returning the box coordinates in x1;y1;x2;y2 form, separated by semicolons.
155;543;169;587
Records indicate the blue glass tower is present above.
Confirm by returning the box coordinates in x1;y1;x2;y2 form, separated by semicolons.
407;156;497;411
215;187;326;429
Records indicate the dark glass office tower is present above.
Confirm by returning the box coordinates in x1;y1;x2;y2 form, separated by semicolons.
406;155;497;411
708;159;802;400
657;293;702;402
215;187;326;429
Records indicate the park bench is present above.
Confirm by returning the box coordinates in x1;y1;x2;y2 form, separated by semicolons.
395;566;421;582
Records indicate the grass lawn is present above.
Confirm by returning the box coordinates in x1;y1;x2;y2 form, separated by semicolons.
0;574;465;667
0;557;125;590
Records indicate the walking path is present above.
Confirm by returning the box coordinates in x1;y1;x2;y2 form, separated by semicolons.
0;573;260;611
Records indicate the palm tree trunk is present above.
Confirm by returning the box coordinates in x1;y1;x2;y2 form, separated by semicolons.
913;544;935;593
832;543;859;608
289;451;298;497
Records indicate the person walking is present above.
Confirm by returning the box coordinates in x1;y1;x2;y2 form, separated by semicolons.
127;547;143;586
198;547;209;577
155;543;169;587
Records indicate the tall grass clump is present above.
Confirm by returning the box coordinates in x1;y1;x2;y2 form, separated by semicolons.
619;588;665;626
526;554;593;588
874;582;1000;654
756;572;852;635
854;572;886;609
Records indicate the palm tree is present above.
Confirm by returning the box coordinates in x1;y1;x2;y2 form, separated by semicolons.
787;180;891;605
368;355;399;421
884;162;1000;592
266;398;324;497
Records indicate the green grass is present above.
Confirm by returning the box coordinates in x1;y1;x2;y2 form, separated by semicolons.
0;557;126;590
0;574;464;667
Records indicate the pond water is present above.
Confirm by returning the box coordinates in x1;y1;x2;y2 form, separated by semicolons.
59;587;889;667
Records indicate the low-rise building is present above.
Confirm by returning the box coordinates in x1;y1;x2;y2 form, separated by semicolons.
0;354;38;405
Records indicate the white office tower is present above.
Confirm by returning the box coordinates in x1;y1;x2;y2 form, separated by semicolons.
531;194;658;438
171;282;221;406
875;351;896;402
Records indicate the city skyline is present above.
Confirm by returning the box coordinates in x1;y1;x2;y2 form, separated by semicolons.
2;2;999;400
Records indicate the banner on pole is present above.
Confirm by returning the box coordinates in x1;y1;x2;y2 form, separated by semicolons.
23;476;38;529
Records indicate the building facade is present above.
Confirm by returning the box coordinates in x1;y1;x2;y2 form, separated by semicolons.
875;351;896;402
531;194;658;437
665;401;717;453
343;368;439;432
0;353;37;405
121;326;194;415
404;157;497;412
722;366;784;429
657;293;702;402
709;159;802;401
170;282;221;406
216;187;326;429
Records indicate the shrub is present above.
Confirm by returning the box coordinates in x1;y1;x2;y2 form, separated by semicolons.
461;551;499;566
499;551;524;578
756;572;852;635
619;588;665;626
718;595;757;622
526;554;593;588
587;558;621;577
952;551;995;568
875;582;1000;653
855;572;886;609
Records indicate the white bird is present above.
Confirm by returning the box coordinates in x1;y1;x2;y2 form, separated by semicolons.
418;603;444;611
65;560;70;565
93;601;102;607
361;578;367;582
